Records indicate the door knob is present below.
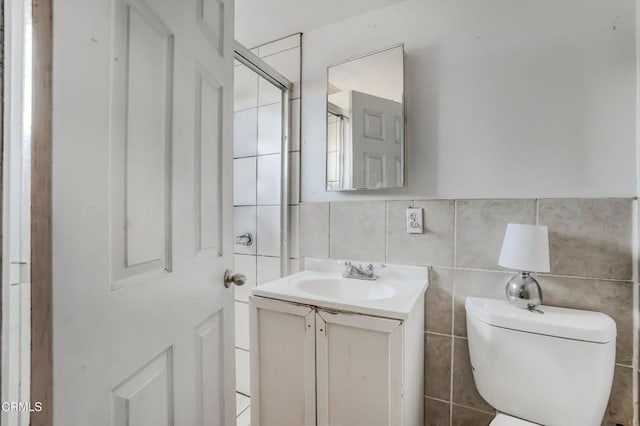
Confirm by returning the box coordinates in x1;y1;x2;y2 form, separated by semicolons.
224;269;246;288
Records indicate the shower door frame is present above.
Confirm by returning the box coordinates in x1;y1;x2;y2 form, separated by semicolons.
233;42;293;276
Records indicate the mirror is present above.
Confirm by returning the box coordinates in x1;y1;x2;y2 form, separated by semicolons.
326;44;405;191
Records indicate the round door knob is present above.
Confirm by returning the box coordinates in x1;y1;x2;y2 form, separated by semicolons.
224;269;246;288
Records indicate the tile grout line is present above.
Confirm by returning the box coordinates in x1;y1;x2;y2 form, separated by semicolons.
449;200;458;425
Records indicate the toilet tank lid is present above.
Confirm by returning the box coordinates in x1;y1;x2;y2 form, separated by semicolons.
465;297;616;343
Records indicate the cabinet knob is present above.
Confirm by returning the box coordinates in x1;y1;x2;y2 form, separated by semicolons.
224;269;246;288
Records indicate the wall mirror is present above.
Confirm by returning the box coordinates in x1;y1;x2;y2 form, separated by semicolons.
326;44;405;191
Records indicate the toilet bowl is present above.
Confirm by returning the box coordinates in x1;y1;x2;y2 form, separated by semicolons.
465;297;616;426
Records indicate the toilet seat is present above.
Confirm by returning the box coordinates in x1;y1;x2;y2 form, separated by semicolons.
490;413;540;426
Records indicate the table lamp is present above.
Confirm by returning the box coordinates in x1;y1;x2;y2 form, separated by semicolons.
498;223;550;310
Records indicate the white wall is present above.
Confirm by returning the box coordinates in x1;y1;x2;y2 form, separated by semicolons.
301;0;636;201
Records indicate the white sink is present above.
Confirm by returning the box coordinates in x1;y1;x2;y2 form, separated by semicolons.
290;276;397;301
251;258;429;320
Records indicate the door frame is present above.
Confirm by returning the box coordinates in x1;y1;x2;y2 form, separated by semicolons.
30;0;52;424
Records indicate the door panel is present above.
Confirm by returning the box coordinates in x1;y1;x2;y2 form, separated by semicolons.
52;0;235;424
316;310;403;426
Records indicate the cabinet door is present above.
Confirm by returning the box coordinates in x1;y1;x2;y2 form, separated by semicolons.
250;297;316;426
316;310;403;426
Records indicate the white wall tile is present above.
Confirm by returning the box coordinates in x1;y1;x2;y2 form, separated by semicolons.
290;98;300;152
234;109;258;158
288;205;299;258
259;34;301;57
234;206;257;255
257;154;281;205
288;152;300;205
258;74;281;107
233;157;256;206
257;256;282;285
263;47;301;99
257;103;282;155
257;206;281;256
235;348;250;395
235;301;249;351
234;254;256;303
234;64;257;112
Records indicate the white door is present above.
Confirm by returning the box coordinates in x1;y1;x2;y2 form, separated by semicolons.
249;297;316;426
316;310;403;426
52;0;236;424
350;90;403;189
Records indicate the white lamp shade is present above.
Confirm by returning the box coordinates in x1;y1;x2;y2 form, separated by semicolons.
498;223;550;272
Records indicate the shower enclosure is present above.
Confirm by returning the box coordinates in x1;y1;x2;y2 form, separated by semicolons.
232;34;301;424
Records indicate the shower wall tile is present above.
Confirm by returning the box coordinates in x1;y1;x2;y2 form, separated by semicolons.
290;98;301;152
258;73;281;107
288;205;299;258
234;64;258;112
538;198;632;281
257;255;281;285
329;201;386;262
263;47;301;99
257;154;281;205
234;254;257;303
257;206;281;256
235;301;249;351
289;152;300;205
234;206;257;255
257;103;282;155
233;157;257;206
455;199;536;270
235;348;250;395
233;108;257;158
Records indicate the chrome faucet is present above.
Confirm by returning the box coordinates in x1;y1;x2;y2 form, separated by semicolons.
343;261;379;280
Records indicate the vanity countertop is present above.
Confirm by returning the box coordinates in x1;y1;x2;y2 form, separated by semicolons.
250;257;429;320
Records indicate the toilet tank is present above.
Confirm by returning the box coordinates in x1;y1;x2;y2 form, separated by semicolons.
465;297;616;426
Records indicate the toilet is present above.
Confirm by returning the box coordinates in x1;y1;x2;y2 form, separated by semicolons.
465;297;616;426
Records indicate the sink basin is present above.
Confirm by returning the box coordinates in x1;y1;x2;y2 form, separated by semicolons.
290;276;397;301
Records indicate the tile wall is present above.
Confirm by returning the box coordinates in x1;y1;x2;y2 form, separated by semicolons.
232;33;302;403
300;198;635;425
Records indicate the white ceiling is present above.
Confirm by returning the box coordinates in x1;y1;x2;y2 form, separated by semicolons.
235;0;407;48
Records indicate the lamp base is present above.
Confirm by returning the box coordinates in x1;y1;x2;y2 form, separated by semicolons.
505;271;542;310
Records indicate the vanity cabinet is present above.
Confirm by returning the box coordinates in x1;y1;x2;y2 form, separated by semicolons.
249;295;424;426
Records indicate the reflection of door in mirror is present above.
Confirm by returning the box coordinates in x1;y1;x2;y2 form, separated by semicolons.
350;91;403;189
